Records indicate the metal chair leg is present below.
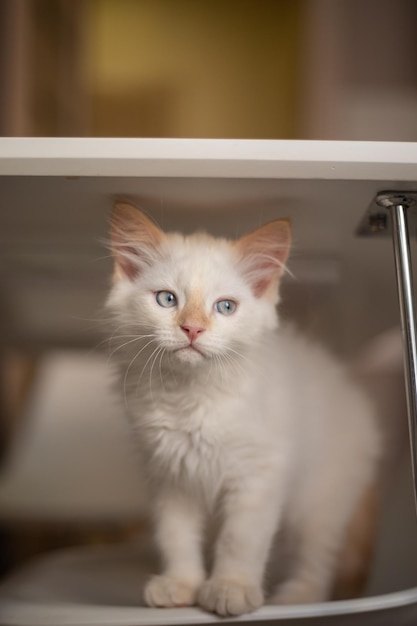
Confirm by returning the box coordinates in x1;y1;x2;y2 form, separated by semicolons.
384;197;417;510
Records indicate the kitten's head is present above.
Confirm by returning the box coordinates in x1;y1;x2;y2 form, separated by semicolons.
107;203;291;367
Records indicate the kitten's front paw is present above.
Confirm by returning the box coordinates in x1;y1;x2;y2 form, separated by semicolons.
198;578;263;616
143;575;199;607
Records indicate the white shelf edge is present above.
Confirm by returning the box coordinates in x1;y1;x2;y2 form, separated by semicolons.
0;138;417;180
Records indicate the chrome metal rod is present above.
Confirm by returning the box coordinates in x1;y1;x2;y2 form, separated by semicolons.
390;203;417;509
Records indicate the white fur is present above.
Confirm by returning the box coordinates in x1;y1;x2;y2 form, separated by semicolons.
106;229;380;616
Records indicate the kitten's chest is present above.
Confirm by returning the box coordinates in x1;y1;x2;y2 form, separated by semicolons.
138;391;233;493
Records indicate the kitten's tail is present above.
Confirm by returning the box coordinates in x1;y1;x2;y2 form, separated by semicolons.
332;483;378;600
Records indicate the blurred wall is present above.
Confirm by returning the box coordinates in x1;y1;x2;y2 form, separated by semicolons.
300;0;417;140
2;0;417;140
85;0;301;138
0;0;302;139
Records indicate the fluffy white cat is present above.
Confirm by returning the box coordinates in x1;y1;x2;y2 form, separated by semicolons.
106;202;380;617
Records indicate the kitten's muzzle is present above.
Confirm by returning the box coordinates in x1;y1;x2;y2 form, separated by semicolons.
180;325;206;343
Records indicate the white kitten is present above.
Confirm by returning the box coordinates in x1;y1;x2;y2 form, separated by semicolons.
106;203;380;617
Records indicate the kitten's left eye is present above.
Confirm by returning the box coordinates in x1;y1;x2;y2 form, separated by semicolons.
215;300;237;315
156;291;177;308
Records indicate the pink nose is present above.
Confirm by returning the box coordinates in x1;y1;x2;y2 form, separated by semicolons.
181;325;205;342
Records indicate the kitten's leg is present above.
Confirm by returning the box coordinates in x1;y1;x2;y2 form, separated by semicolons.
271;484;377;605
198;476;282;616
144;489;205;607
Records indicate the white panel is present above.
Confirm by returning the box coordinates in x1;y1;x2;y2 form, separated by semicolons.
1;138;417;180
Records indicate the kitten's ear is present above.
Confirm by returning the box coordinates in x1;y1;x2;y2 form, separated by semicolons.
234;219;291;299
110;202;165;281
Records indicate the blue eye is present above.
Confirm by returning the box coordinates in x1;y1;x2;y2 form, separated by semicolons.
155;291;177;308
215;300;237;315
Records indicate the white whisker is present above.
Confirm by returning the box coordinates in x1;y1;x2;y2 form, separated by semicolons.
214;353;227;387
87;322;137;356
224;345;251;364
123;338;158;408
221;350;246;379
149;345;164;398
137;343;163;396
158;347;167;392
108;334;156;360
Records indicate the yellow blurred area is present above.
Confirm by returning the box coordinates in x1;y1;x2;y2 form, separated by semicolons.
84;0;300;138
0;0;302;138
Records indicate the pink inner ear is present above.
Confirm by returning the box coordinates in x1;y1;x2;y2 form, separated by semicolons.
114;244;141;281
111;219;143;281
110;202;165;281
252;274;275;298
235;220;291;298
246;249;287;297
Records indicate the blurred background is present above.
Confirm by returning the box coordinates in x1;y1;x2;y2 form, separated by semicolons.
1;0;417;612
1;0;417;140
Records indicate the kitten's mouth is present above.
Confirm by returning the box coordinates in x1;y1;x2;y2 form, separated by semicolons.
175;344;204;356
173;344;206;361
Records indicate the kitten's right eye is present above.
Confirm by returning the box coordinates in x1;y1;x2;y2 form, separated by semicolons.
155;291;177;308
